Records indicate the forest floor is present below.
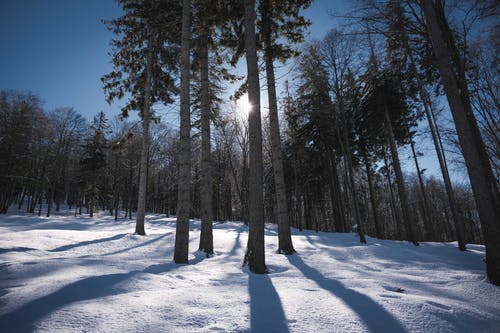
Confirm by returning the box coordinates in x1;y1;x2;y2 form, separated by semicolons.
0;210;499;332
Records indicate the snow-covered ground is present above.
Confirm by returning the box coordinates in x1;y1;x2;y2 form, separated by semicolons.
0;210;499;333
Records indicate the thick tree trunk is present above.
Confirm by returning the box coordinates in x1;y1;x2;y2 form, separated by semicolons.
243;0;267;273
384;105;418;245
198;18;214;255
174;0;192;264
422;0;500;284
261;0;295;254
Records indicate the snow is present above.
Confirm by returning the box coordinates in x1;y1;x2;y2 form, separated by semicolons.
0;210;499;333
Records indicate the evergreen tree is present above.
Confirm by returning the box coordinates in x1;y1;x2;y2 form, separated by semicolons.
80;112;109;218
102;0;180;235
243;0;267;274
258;0;312;254
174;0;192;264
359;53;419;245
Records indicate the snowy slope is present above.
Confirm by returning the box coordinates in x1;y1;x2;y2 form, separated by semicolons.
0;211;499;333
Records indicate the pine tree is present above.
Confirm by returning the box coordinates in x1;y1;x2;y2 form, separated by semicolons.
360;52;419;245
80;112;109;218
258;0;311;254
102;0;180;235
174;0;192;264
243;0;267;274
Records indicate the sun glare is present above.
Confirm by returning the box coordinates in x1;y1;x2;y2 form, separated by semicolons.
237;93;252;114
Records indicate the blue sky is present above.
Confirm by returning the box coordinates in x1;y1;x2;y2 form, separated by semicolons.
0;0;123;117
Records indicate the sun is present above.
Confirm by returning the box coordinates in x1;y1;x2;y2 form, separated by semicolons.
236;93;252;114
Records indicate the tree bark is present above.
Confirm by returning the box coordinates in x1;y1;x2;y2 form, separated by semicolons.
198;16;214;255
243;0;267;273
174;0;192;264
422;0;500;284
135;30;153;236
261;0;295;254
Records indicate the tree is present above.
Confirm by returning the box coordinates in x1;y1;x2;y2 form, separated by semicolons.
421;0;500;285
102;0;180;235
0;91;46;214
243;0;267;274
174;0;192;264
320;30;370;242
80;112;109;218
360;52;419;245
45;107;87;217
193;0;225;256
258;0;312;254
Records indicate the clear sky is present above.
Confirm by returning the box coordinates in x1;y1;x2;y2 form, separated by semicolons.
0;0;123;118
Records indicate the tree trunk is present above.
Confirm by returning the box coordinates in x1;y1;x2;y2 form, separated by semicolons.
89;189;94;218
346;153;366;243
325;151;345;233
404;36;465;250
261;0;295;254
337;129;365;243
243;0;267;274
361;143;382;239
174;0;192;264
384;105;418;245
135;30;153;236
422;0;500;284
410;139;434;240
198;17;214;255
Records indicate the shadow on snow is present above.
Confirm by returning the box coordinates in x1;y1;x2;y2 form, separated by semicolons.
248;272;289;333
287;254;407;333
0;256;208;333
49;234;128;252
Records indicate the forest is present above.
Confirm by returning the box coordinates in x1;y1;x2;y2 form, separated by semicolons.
0;0;499;287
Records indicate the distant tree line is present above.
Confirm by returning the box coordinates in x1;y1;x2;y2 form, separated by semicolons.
1;0;498;284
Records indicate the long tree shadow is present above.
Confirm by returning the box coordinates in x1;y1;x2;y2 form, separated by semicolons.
103;232;171;256
227;230;242;258
0;247;36;254
248;272;289;333
287;255;407;333
0;262;180;332
49;234;127;252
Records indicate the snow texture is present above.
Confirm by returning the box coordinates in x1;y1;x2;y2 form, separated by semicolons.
0;210;499;332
